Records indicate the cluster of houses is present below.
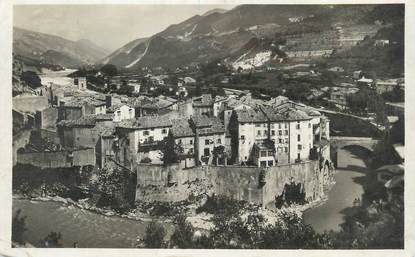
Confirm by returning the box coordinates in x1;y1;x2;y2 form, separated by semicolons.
13;75;332;173
325;68;404;110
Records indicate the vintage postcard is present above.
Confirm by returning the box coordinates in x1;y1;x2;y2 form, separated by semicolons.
0;0;413;256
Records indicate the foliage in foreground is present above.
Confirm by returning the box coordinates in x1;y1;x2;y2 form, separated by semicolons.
144;196;403;249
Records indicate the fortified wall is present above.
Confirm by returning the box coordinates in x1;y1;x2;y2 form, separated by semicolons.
135;160;328;208
17;148;95;169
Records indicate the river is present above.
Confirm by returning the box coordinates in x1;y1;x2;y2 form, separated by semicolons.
13;199;173;248
303;147;369;233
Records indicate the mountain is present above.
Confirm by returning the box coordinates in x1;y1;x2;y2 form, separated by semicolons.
13;27;110;68
202;8;228;16
103;4;401;70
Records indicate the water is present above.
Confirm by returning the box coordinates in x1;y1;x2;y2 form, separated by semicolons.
13;199;173;248
39;69;77;86
303;147;368;233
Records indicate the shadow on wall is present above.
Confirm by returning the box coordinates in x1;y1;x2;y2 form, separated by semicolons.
274;178;306;209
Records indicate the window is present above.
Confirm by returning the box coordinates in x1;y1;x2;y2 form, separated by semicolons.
268;160;274;167
162;128;167;134
189;140;193;144
279;139;283;144
178;139;182;144
271;130;275;136
298;134;301;141
263;130;267;136
285;123;288;129
257;131;261;136
255;124;261;127
278;123;281;129
284;147;288;153
260;161;267;167
204;148;210;156
297;153;301;160
205;139;210;145
296;122;300;129
217;138;221;144
241;135;245;140
268;151;273;156
285;130;288;135
143;130;150;136
279;130;282;136
298;144;302;150
260;151;267;157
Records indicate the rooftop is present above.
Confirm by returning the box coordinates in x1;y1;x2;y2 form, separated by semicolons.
171;118;194;138
117;116;173;130
62;96;106;108
236;108;268;123
193;94;214;107
57;114;113;128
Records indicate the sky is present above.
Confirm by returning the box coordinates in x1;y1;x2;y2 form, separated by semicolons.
13;4;235;52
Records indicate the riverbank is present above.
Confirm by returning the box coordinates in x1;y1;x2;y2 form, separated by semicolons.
13;189;329;234
13;194;160;223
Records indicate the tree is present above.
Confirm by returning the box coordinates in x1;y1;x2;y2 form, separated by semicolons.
100;64;118;77
21;71;42;89
12;209;27;244
170;214;194;248
159;130;182;166
96;164;130;213
143;220;166;248
41;232;63;247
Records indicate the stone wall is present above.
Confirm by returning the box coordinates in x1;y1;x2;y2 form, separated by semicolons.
17;148;95;169
135;160;326;207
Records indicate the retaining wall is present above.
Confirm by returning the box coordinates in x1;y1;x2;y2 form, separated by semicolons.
135;160;325;207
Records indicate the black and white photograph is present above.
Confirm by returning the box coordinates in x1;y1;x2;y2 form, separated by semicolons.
6;1;409;252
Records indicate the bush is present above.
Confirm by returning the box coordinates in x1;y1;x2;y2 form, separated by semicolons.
170;214;194;248
143;220;166;248
12;209;27;244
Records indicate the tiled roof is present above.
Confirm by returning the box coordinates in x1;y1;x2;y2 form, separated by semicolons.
62;97;106;108
171;118;194;138
57;114;113;128
236;108;268;123
128;96;173;109
198;117;225;135
261;105;311;121
117;116;173;129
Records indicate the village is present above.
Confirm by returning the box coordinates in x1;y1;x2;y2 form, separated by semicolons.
9;3;406;249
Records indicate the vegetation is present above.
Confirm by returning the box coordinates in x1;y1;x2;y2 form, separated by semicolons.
20;71;42;89
96;164;131;213
40;232;63;248
12;209;27;244
100;64;118;77
170;214;195;248
346;87;387;125
143;220;166;248
158;130;182;166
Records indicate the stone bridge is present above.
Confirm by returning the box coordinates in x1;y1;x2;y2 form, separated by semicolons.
318;109;384;138
331;136;379;152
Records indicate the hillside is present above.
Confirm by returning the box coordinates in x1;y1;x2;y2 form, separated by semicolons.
13;27;110;68
103;4;403;71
